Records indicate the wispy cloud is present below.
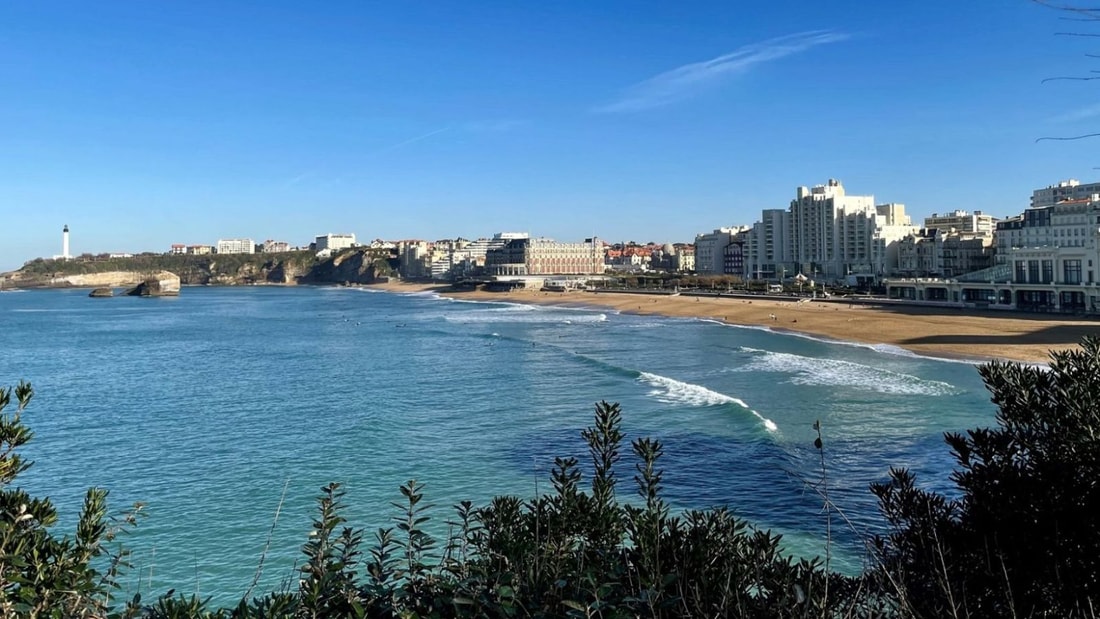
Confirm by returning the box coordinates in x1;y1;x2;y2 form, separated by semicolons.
461;119;528;133
369;126;452;156
281;171;315;189
1049;102;1100;123
595;30;849;113
278;120;526;189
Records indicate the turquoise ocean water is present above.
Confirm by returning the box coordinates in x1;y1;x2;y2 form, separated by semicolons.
0;286;996;605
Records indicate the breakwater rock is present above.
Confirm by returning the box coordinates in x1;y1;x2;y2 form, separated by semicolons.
88;288;114;298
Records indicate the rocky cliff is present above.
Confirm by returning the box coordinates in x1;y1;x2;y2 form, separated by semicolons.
46;271;150;288
300;249;390;285
3;249;396;289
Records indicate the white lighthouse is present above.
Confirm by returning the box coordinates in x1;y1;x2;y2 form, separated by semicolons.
62;225;70;260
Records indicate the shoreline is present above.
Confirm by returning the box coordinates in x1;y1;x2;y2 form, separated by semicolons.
367;280;1097;365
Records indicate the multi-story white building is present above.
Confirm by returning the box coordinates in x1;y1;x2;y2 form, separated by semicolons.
486;237;604;276
397;240;432;279
314;233;357;253
788;180;873;277
786;180;916;280
923;210;997;235
743;209;788;279
673;247;695;272
694;227;747;274
188;245;213;255
1031;179;1100;208
739;180;914;281
216;238;255;254
170;244;187;255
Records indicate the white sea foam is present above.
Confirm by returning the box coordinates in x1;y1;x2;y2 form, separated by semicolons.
637;372;777;431
699;317;980;365
735;347;959;395
444;311;607;324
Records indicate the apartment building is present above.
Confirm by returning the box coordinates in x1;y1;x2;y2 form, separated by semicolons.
896;229;995;278
740;180;914;281
216;238;255;254
314;233;357;253
693;227;747;274
1031;179;1100;208
923;210;997;235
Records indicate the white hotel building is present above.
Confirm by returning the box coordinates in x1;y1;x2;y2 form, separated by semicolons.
742;180;915;282
216;238;255;254
315;233;357;253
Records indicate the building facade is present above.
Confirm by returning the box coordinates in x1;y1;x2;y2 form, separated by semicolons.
743;209;788;279
888;194;1100;313
216;238;255;254
314;233;357;253
740;180;914;281
262;240;291;253
486;237;604;276
693;227;746;274
1031;179;1100;208
896;229;995;278
397;240;432;279
923;210;997;235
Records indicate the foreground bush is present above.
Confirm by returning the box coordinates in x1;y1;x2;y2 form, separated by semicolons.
4;337;1100;617
872;337;1100;618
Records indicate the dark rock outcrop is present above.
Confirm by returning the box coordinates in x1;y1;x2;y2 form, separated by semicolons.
88;288;113;298
126;271;181;297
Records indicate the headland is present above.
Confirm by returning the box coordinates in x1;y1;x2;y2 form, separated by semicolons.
368;280;1095;365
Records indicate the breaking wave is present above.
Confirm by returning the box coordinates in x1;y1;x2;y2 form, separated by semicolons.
637;372;778;432
445;309;607;324
736;347;959;396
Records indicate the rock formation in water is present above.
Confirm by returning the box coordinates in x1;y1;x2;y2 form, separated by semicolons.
125;271;181;297
88;287;114;298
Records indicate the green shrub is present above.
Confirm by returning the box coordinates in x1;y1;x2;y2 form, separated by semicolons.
872;337;1100;617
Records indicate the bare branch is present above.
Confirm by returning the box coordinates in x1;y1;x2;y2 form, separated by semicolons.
1032;0;1100;13
1041;76;1100;82
1036;132;1100;142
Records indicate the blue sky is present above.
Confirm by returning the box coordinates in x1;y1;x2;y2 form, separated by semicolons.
2;1;1099;269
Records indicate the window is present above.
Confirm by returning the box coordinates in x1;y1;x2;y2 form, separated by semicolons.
1015;261;1027;283
1042;260;1054;283
1065;259;1083;285
1028;260;1040;283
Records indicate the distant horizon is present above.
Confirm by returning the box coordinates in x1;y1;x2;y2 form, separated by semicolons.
3;1;1097;270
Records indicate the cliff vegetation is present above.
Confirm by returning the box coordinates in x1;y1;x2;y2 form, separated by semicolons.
5;249;397;288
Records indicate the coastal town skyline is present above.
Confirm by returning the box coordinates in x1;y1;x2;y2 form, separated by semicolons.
3;1;1098;270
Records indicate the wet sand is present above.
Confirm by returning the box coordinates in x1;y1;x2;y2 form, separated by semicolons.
368;281;1100;365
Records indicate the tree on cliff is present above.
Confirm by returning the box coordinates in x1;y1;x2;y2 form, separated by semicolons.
871;337;1100;617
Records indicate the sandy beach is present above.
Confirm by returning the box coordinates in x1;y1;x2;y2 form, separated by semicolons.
368;281;1100;365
